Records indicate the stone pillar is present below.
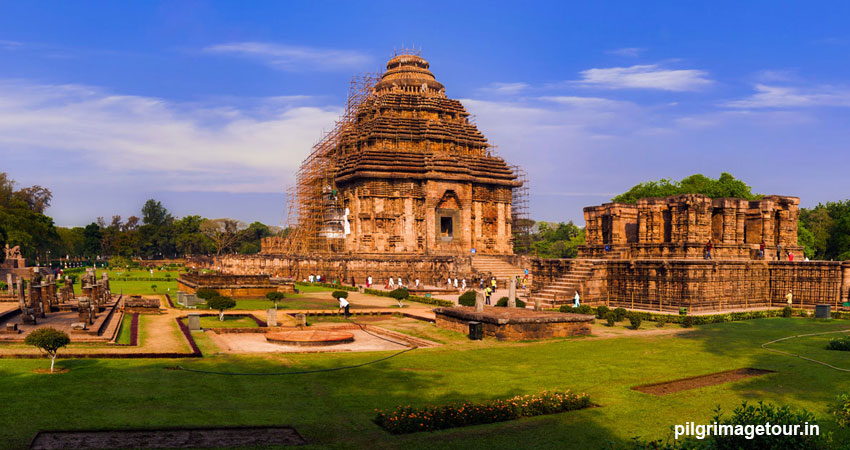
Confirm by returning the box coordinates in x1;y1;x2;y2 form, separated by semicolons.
295;313;307;327
187;313;200;331
474;291;484;312
17;279;25;311
6;274;12;295
842;261;850;305
266;309;277;327
508;278;517;308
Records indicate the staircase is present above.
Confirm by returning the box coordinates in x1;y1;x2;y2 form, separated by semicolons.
528;260;595;309
471;256;528;286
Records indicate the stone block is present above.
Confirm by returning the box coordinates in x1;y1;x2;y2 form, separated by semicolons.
187;313;201;331
267;309;277;327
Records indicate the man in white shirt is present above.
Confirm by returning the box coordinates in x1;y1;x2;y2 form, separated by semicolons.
415;278;420;288
388;277;395;288
338;296;350;318
367;276;372;288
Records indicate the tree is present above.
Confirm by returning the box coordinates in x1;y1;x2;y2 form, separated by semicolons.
207;295;236;321
141;199;172;227
612;173;758;204
201;219;241;255
81;223;103;258
24;327;71;373
266;291;286;309
195;288;219;301
13;185;52;213
0;224;6;264
388;288;409;307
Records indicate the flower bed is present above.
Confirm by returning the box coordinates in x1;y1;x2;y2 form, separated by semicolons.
374;390;591;434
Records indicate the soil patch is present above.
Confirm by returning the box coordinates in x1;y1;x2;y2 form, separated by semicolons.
29;426;306;449
632;368;774;396
31;368;70;374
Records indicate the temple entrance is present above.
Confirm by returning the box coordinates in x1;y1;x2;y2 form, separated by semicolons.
711;209;723;242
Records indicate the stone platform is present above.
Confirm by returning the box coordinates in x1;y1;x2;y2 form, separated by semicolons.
265;330;355;347
433;306;594;340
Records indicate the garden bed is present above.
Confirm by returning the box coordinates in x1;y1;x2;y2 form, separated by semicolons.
29;426;306;449
632;368;775;396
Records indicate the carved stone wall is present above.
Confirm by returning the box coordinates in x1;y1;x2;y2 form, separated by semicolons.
580;194;802;260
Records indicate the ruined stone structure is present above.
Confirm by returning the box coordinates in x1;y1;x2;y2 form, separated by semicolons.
580;194;803;260
177;273;295;299
264;52;522;257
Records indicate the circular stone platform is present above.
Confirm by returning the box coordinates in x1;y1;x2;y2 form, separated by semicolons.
265;330;355;347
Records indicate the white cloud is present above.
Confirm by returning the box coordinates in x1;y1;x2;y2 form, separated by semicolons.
203;42;371;72
478;82;529;95
576;64;713;91
606;47;646;57
0;80;341;193
723;84;850;109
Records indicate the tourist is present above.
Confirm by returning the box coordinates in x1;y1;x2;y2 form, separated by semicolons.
776;244;782;261
786;290;794;308
704;239;713;260
805;256;810;262
367;275;372;288
574;290;581;308
759;240;766;259
415;278;420;288
351;276;356;286
788;251;794;262
479;278;484;289
491;277;497;290
397;277;402;287
454;277;458;288
447;276;452;287
461;279;466;290
338;295;350;318
388;277;395;288
309;274;314;283
484;285;492;305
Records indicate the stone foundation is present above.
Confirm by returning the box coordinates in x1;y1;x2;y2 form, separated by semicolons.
533;258;850;312
433;307;594;340
176;273;295;299
212;254;473;286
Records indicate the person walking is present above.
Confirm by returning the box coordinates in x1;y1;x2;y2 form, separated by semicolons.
388;277;395;289
479;278;484;289
484;285;492;305
397;277;402;288
573;290;581;308
785;290;793;308
461;279;466;290
491;277;497;290
759;240;766;260
704;239;713;260
788;251;794;262
367;275;372;288
415;278;420;288
454;277;459;288
776;244;782;261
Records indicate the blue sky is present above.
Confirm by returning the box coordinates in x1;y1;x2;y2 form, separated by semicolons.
1;1;849;227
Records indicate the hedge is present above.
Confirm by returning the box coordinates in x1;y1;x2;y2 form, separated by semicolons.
363;288;454;307
295;281;359;292
554;305;837;325
374;390;591;434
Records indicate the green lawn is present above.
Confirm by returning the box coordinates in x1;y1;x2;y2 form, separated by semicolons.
115;314;135;345
198;315;259;328
190;297;367;311
2;318;849;449
68;269;179;296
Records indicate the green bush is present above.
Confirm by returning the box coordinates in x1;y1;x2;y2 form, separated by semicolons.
679;307;688;316
375;390;591;434
294;281;358;291
682;315;694;328
388;288;409;300
559;305;594;315
606;312;615;327
458;290;477;307
0;281;6;291
595;305;610;319
331;290;349;300
831;393;850;428
629;314;642;330
827;336;850;351
24;327;71;373
195;288;218;300
207;296;236;321
265;291;285;308
495;297;526;308
613;307;628;321
782;305;793;317
362;288;454;307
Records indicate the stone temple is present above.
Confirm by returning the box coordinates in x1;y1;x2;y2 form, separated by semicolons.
219;52;528;285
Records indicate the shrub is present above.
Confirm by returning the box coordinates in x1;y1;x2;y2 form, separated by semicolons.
496;297;526;308
150;284;157;292
655;316;665;327
458;290;477;307
827;336;850;351
388;288;409;307
613;307;627;322
606;312;615;327
629;314;642;330
374;390;591;434
265;291;285;308
195;288;218;301
681;315;694;328
595;305;610;319
207;296;236;321
831;393;850;428
782;306;793;317
25;327;71;373
679;307;688;316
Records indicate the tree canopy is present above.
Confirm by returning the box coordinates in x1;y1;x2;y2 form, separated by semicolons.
798;200;850;260
611;173;759;204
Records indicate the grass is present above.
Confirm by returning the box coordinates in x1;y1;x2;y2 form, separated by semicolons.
115;314;135;345
191;297;367;311
1;317;849;449
198;315;259;328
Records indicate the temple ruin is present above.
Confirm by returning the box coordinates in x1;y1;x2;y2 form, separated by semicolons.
263;51;523;257
580;194;803;260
